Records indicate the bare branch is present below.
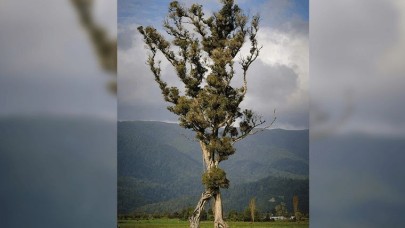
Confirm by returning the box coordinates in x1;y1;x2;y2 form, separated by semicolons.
244;115;277;137
232;110;277;144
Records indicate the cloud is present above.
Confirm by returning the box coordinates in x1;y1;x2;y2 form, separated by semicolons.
378;1;405;75
311;0;405;137
118;1;309;129
0;0;116;118
235;25;309;128
118;25;137;51
94;0;117;37
257;28;308;90
311;1;405;227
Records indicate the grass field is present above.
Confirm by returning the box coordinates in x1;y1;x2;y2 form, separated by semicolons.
118;219;309;228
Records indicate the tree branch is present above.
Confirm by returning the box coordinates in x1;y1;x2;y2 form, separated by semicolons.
232;110;276;144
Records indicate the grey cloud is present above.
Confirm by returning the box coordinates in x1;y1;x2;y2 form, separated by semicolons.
246;61;299;104
0;0;116;118
118;23;308;129
311;0;404;136
235;69;308;130
118;0;309;129
118;26;178;121
240;60;308;129
118;25;136;51
311;0;405;227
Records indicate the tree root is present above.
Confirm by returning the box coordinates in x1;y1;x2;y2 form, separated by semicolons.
189;190;214;228
214;220;229;228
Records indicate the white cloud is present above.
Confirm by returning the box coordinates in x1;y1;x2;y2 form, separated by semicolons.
118;24;183;107
257;28;309;92
232;27;309;129
118;2;309;129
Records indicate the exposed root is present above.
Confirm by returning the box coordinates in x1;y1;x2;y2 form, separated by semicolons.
214;220;229;228
189;190;214;228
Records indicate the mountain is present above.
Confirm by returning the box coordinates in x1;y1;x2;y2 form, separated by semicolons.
311;134;405;227
0;115;116;228
222;128;309;183
118;121;309;215
222;176;309;213
132;176;309;215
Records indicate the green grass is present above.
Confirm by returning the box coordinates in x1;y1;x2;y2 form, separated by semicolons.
118;219;309;228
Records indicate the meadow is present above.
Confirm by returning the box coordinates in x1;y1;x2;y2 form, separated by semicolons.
118;219;309;228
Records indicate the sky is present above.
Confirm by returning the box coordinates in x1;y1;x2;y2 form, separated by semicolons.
118;0;309;130
0;0;116;119
310;0;405;137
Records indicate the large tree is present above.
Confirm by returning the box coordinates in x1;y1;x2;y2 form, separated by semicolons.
138;1;273;227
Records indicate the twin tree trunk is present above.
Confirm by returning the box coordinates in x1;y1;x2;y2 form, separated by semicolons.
189;142;228;228
137;2;264;227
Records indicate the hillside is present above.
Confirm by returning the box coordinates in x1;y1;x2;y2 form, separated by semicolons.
118;121;309;215
133;176;309;214
0;115;116;227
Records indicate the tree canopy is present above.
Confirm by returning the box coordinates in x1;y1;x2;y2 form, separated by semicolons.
138;0;273;172
137;1;275;227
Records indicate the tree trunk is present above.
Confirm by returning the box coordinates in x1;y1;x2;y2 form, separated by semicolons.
189;190;213;228
199;141;213;169
190;141;228;228
213;191;228;228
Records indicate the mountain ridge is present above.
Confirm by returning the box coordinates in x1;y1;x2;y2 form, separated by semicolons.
118;120;309;214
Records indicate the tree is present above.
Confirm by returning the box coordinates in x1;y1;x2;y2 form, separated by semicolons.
207;208;214;221
227;210;240;221
275;202;288;217
249;197;256;223
293;195;302;221
243;207;251;222
138;1;274;227
293;195;299;214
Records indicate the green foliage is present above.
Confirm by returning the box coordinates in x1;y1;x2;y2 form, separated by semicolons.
242;207;259;222
117;121;309;215
227;210;243;221
275;202;289;217
137;1;265;172
223;176;309;214
179;207;194;221
295;211;303;221
207;208;214;221
206;137;235;161
202;167;229;189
